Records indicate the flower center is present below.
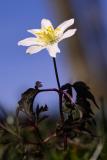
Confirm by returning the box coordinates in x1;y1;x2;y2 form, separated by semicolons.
35;26;60;45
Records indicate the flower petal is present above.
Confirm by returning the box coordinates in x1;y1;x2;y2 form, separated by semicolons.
18;37;44;46
47;43;60;57
27;29;41;36
59;29;77;41
57;19;74;32
41;19;53;29
26;46;44;54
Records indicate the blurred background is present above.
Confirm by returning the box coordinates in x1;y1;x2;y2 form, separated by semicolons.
0;0;107;114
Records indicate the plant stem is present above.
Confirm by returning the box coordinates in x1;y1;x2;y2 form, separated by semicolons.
52;58;67;149
52;58;64;123
39;88;73;104
52;58;60;89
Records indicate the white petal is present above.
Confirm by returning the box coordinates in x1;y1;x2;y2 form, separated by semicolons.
57;19;74;32
41;19;53;29
18;37;44;46
47;43;60;57
26;46;44;54
27;29;41;36
59;29;77;41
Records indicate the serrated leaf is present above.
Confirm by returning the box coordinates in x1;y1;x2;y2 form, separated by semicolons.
39;105;48;113
35;104;48;122
61;83;72;99
72;81;99;109
18;88;38;114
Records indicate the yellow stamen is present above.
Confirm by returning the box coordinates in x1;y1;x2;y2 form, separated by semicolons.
35;26;60;44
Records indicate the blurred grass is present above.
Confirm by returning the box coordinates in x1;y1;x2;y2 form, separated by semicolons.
0;97;106;160
0;112;106;160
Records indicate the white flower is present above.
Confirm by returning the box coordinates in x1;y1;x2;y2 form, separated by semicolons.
18;18;77;57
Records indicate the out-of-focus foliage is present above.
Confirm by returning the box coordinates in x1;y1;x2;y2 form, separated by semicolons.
0;81;105;160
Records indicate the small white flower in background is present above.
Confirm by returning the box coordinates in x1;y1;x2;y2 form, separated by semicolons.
18;18;77;57
6;116;14;125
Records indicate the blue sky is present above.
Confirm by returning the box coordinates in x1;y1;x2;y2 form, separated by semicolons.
1;0;106;113
0;0;72;112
